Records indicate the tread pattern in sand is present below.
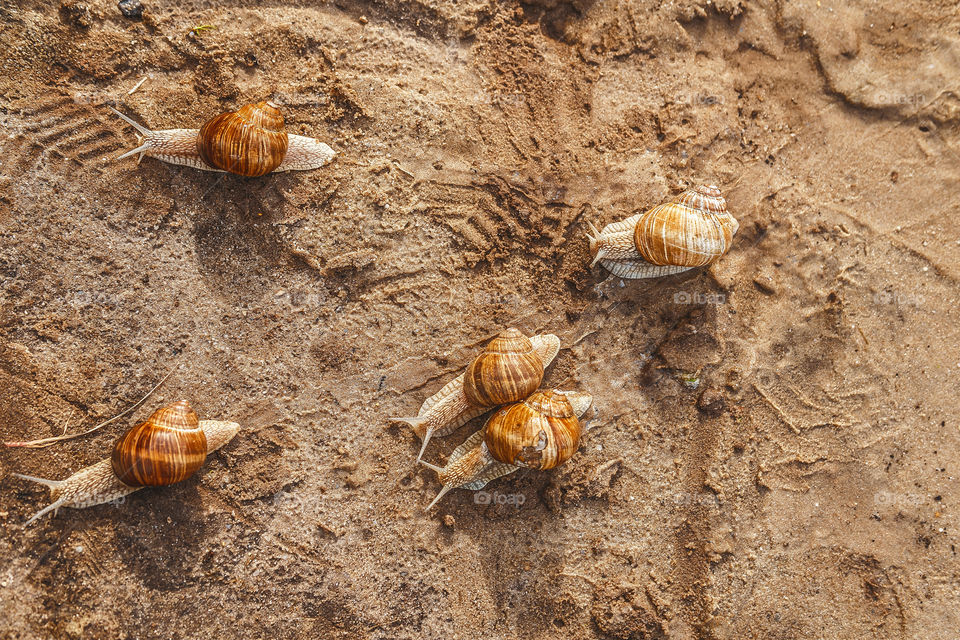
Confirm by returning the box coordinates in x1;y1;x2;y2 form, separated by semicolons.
1;94;125;184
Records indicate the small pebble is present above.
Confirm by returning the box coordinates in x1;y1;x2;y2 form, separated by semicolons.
697;388;726;415
118;0;143;19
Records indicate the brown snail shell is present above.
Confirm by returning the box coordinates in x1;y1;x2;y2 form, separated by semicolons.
14;415;239;526
587;185;739;278
634;185;737;266
111;400;208;487
483;389;581;470
463;328;545;406
196;101;289;177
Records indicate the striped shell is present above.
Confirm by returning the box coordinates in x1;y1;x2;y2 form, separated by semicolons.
633;185;738;267
111;400;208;487
16;419;240;526
197;101;289;177
463;328;544;407
483;389;582;470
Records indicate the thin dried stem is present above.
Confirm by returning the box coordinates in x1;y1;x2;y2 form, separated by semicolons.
4;370;174;448
127;75;148;95
59;409;77;436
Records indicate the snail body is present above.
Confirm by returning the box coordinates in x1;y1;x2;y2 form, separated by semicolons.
391;329;560;463
420;389;593;510
587;185;738;278
110;101;335;176
13;401;240;526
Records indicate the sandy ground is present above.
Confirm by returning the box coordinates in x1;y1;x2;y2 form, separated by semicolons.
1;0;959;638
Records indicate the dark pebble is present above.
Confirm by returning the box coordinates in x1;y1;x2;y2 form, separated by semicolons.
118;0;143;19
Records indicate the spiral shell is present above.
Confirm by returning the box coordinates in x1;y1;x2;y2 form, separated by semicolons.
111;400;208;487
463;328;545;407
197;101;289;177
633;185;737;267
588;185;739;278
110;105;335;174
483;389;582;470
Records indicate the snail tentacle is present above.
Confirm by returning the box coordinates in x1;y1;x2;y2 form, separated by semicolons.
11;473;65;490
14;475;71;525
585;221;603;266
109;106;209;169
421;433;502;510
18;495;67;527
393;388;482;464
424;485;454;512
109;107;153;162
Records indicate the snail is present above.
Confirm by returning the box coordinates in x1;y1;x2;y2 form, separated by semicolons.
12;400;240;526
419;389;593;510
587;185;739;279
110;100;336;176
391;329;561;463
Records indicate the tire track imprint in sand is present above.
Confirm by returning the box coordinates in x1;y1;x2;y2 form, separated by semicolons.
0;92;125;183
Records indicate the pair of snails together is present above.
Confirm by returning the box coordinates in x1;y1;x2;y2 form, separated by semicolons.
393;328;593;509
14;401;239;526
